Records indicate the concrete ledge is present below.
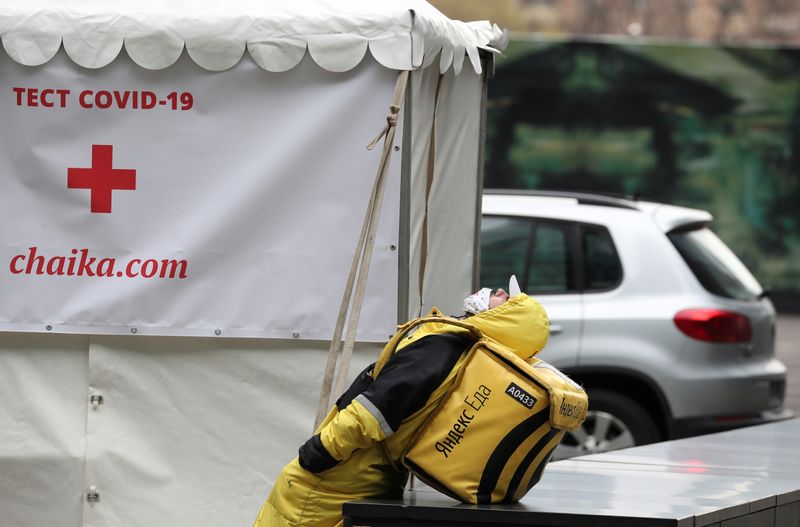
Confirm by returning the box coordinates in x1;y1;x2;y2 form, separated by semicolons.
344;418;800;527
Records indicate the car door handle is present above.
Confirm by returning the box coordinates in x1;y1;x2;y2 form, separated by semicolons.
550;324;563;335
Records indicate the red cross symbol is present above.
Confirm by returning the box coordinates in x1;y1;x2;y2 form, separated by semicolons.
68;145;136;213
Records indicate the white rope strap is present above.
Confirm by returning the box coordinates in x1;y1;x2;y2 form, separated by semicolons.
313;70;410;430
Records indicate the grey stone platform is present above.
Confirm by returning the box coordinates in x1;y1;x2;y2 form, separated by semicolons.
343;418;800;527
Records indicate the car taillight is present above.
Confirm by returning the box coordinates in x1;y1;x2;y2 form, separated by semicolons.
674;309;752;343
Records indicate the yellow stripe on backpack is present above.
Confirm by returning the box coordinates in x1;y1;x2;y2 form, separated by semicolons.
402;338;587;504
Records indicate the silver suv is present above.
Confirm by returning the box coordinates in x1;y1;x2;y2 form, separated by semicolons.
481;190;793;459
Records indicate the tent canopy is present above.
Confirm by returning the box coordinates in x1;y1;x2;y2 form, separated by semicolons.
0;0;505;73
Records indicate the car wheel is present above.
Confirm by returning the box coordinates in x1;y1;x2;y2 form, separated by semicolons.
552;388;661;460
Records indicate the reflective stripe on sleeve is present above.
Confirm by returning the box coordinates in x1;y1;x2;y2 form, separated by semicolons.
355;393;394;437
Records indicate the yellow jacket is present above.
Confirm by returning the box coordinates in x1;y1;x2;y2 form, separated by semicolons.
253;294;549;527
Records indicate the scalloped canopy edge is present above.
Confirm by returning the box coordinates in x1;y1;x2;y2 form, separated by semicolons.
0;1;507;73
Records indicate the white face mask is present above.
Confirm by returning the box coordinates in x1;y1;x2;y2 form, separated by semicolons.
462;275;522;315
463;288;492;315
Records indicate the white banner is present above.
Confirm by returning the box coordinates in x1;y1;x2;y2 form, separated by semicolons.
0;51;401;341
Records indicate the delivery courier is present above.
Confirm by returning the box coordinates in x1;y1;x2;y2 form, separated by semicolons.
253;276;587;527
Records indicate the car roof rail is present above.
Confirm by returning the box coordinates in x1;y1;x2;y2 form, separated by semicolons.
484;188;641;210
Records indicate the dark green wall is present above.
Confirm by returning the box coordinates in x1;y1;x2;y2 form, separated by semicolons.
486;39;800;311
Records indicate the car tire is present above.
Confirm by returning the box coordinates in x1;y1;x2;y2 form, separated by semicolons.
553;388;661;460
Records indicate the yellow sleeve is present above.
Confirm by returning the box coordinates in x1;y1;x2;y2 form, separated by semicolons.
318;398;388;462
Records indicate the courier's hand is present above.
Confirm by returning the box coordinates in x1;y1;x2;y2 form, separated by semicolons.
298;434;339;473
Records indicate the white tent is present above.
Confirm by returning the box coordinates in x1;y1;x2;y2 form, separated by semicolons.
0;2;503;525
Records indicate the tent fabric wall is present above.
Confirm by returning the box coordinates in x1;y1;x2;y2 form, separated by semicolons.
0;333;89;526
82;337;378;526
0;332;377;526
403;65;486;319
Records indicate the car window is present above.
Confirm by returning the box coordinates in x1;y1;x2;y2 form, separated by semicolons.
668;227;763;301
480;216;576;294
581;225;622;290
528;223;574;293
480;216;530;288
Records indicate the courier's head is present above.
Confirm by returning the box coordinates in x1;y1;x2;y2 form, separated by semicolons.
462;275;522;315
462;275;549;359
